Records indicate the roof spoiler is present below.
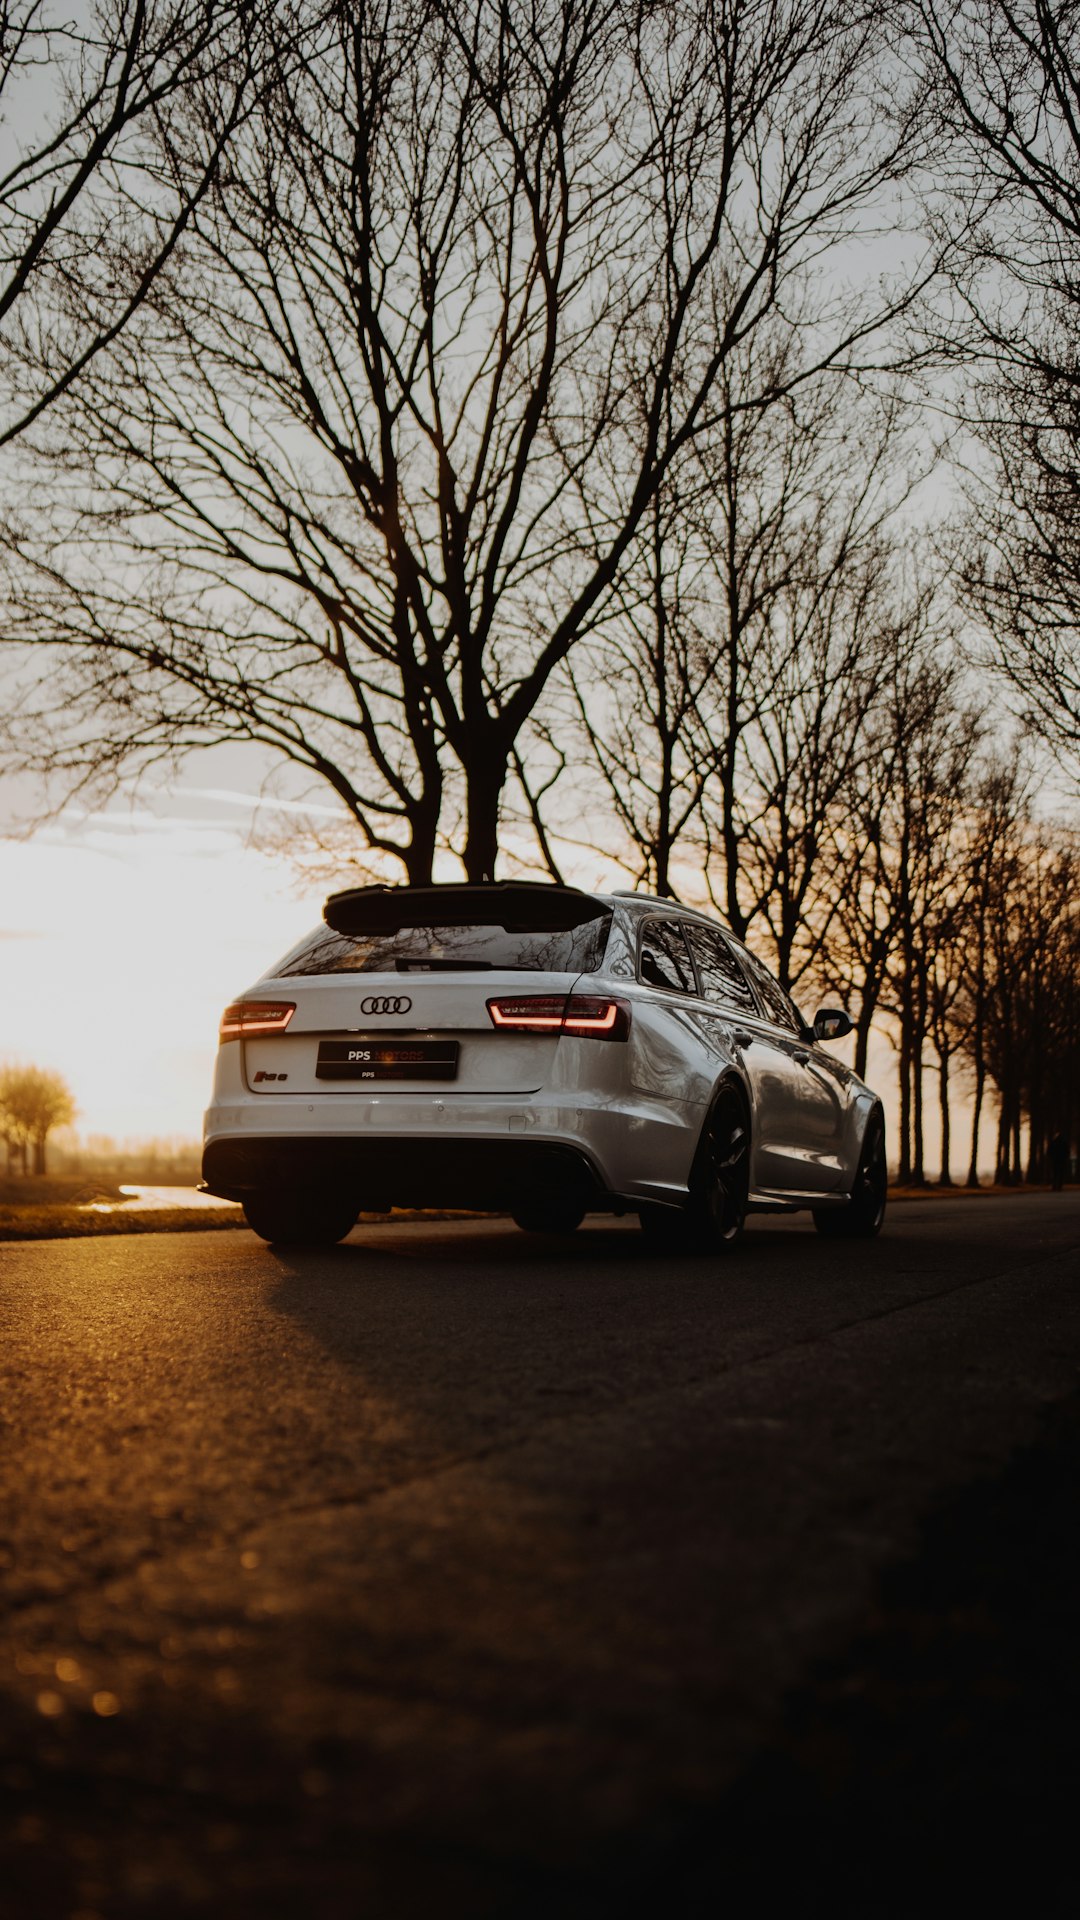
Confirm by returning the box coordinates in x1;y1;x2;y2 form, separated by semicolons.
323;880;608;935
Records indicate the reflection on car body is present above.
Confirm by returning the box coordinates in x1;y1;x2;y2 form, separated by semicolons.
202;882;887;1249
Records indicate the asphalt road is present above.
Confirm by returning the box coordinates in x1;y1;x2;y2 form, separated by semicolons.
2;1195;1080;1919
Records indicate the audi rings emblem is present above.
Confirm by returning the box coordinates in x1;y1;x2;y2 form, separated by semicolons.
360;994;412;1016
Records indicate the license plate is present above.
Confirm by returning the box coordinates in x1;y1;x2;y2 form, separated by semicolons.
315;1038;459;1082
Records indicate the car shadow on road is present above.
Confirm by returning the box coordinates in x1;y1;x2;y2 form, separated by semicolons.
257;1212;879;1438
255;1197;1080;1431
255;1206;1012;1406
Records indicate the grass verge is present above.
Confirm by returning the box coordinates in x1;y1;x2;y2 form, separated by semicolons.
889;1180;1074;1201
0;1204;246;1241
0;1203;491;1242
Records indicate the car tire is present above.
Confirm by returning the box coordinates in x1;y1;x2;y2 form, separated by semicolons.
242;1192;359;1246
813;1109;887;1239
641;1081;750;1254
511;1203;585;1234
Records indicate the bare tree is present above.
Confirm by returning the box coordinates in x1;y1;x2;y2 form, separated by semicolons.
2;0;935;881
0;1063;76;1174
703;403;930;995
913;1;1080;773
555;354;934;1001
0;0;266;445
559;477;719;899
948;745;1032;1185
974;823;1080;1184
957;346;1080;770
820;629;981;1172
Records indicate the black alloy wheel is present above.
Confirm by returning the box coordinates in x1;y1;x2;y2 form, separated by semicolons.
242;1191;359;1247
691;1081;751;1250
512;1202;586;1234
813;1109;887;1239
642;1081;750;1254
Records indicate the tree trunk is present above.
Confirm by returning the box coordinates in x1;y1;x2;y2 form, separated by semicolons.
654;812;674;902
854;1007;874;1082
898;1026;912;1185
967;1061;984;1187
1025;1110;1041;1185
404;812;439;885
939;1047;952;1186
462;754;508;883
33;1134;46;1177
912;1028;926;1186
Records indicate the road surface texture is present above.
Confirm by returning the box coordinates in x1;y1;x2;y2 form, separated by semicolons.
2;1194;1079;1918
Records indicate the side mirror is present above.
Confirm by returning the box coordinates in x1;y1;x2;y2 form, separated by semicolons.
813;1007;853;1043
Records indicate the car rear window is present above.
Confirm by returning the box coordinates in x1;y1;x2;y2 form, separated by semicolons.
270;915;613;977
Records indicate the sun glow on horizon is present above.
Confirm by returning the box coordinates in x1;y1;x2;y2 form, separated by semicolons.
0;803;322;1139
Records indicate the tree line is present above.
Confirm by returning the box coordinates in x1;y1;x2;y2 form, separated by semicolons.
1;1;1079;1179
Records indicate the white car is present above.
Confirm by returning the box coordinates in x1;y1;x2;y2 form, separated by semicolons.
201;882;886;1248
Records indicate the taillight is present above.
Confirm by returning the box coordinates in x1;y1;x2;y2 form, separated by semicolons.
562;997;630;1037
488;996;567;1031
219;1000;296;1041
487;995;630;1040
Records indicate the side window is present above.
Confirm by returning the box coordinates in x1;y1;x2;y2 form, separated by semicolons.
684;925;757;1013
639;920;695;994
739;948;803;1035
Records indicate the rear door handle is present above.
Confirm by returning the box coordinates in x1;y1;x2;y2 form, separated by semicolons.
792;1048;810;1065
732;1029;754;1049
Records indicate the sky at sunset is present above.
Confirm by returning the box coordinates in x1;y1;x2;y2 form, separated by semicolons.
0;784;324;1140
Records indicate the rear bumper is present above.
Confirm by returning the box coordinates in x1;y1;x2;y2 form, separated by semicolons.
202;1088;703;1210
202;1133;607;1212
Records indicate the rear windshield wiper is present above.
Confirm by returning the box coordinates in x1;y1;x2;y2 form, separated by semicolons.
393;958;496;971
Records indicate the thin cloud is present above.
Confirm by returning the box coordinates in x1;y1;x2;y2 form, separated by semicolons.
186;787;348;821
